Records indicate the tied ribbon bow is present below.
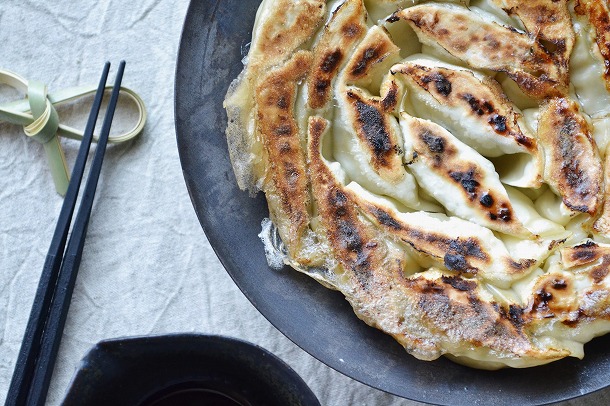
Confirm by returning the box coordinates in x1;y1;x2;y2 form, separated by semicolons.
0;69;146;195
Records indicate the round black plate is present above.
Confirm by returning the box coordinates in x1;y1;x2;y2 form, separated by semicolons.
174;1;610;405
62;334;320;406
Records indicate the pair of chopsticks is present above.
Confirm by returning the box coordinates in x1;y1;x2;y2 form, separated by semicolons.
6;61;126;406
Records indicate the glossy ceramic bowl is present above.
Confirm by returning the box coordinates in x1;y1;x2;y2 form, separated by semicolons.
61;334;320;406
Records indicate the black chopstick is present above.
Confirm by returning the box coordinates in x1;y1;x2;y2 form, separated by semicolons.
5;61;125;406
5;62;110;406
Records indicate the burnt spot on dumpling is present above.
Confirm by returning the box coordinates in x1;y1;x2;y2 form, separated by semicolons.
441;275;477;292
351;46;383;77
420;130;445;154
380;81;399;111
449;169;480;197
320;49;343;73
507;305;526;328
443;238;492;274
448;238;487;260
449;162;505;222
370;206;403;231
537;98;602;215
488;114;508;134
506;258;537;274
273;123;293;137
342;22;363;38
462;93;495;116
333;193;363;245
479;193;494;208
353;97;393;156
460;94;509;137
561;240;601;268
590;262;610;284
444;254;471;273
345;89;405;175
532;288;556;317
385;12;400;24
561;241;610;284
528;273;580;321
310;49;342;105
421;72;452;96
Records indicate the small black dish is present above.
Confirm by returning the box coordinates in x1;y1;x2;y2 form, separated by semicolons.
61;334;320;406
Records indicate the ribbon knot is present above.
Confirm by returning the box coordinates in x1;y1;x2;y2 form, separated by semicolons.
24;81;60;144
0;69;146;196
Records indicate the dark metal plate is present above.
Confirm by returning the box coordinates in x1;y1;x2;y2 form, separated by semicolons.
174;1;610;405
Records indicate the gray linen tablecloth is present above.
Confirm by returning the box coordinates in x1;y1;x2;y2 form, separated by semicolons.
1;1;609;405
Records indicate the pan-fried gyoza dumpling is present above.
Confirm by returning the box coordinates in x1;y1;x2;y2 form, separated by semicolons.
223;0;610;369
392;57;543;188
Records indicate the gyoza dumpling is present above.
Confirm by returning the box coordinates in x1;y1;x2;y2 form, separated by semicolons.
399;112;532;236
392;57;542;187
537;97;603;216
569;0;610;155
397;3;565;99
224;0;327;191
333;25;438;210
490;0;574;83
306;0;368;114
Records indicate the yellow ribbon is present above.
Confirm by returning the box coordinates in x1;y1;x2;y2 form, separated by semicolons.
0;69;147;195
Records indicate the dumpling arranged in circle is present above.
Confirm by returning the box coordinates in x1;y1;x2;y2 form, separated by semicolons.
224;0;610;369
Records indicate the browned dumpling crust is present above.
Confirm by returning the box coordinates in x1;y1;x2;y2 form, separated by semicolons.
398;4;566;99
574;0;610;90
255;51;314;260
491;0;575;83
224;0;610;369
394;63;538;154
537;97;603;215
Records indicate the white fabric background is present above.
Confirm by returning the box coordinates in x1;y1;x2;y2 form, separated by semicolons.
0;1;609;405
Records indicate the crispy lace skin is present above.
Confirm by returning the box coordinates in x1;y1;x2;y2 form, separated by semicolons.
224;0;610;369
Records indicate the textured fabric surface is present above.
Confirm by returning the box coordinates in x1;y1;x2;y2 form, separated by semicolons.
0;1;609;405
